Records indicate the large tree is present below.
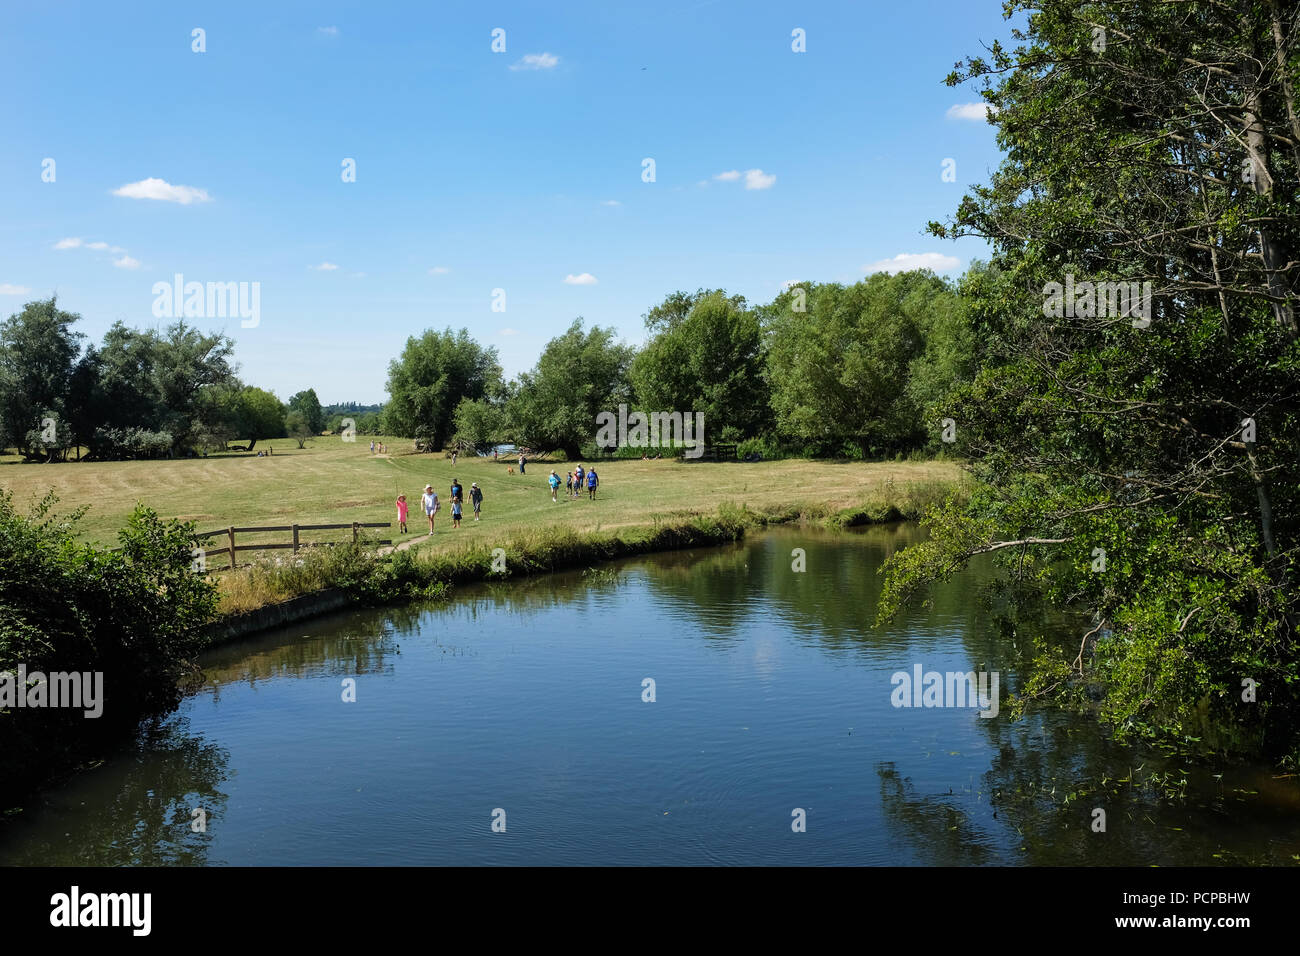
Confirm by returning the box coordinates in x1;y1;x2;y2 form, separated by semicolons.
629;290;768;442
384;329;501;450
287;388;325;434
764;273;957;457
0;298;83;457
507;319;635;458
880;0;1300;760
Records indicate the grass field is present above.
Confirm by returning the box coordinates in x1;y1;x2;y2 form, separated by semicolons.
0;437;963;553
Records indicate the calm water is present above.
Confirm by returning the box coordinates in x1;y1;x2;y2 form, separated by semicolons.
2;525;1298;866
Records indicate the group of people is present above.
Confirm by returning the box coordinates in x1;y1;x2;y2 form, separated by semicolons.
370;440;388;455
549;464;599;501
396;479;483;535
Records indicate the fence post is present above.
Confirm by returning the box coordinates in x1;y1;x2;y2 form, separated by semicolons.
352;522;359;545
292;524;300;552
227;526;237;569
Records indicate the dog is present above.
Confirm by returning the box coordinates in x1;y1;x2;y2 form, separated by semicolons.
507;466;515;475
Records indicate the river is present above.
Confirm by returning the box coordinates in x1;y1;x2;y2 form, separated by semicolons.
2;524;1297;865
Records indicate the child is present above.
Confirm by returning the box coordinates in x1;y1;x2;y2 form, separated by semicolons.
396;494;409;534
470;482;483;520
451;496;463;528
566;471;574;498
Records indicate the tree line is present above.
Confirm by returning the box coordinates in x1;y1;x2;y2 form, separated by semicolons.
1;268;976;462
387;269;974;460
0;300;350;459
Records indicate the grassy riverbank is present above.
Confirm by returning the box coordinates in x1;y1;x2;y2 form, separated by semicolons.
0;437;960;546
215;483;963;616
0;437;963;617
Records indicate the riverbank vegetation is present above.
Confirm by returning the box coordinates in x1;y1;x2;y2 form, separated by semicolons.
877;1;1300;766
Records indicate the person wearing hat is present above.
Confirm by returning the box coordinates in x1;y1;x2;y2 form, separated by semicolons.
470;482;483;520
421;484;439;535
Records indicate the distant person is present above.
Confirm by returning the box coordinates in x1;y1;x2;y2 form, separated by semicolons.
493;449;498;461
421;484;439;535
587;467;599;499
370;440;375;454
548;470;561;502
451;496;463;528
518;453;526;475
470;482;483;520
452;449;458;466
396;494;409;534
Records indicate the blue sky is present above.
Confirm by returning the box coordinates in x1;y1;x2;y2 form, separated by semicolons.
0;0;1010;404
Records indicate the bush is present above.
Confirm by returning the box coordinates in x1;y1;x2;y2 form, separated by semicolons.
0;492;218;810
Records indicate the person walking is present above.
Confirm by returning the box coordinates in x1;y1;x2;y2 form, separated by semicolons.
370;440;375;454
396;494;409;534
587;466;599;499
548;470;561;502
451;496;463;528
452;449;458;466
566;471;574;498
574;464;584;497
518;452;526;475
451;478;463;505
421;484;439;535
470;482;483;520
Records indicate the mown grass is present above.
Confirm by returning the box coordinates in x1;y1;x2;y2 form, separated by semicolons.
0;436;962;547
0;436;965;617
214;484;967;617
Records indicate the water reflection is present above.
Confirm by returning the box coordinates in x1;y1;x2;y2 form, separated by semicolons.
2;524;1297;866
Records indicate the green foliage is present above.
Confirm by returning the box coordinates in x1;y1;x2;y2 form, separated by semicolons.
232;386;285;449
507;319;635;458
882;0;1300;761
630;290;768;442
383;328;502;449
0;492;219;810
287;388;325;434
763;273;971;457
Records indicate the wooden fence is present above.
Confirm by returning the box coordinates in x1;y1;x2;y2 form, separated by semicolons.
193;521;392;571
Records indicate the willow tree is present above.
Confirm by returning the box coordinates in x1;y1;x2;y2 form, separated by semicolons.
880;0;1300;759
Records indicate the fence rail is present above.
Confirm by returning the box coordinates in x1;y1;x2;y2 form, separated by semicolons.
193;521;392;571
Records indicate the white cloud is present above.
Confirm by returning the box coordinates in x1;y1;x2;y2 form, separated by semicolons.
713;170;740;182
54;237;82;249
946;102;997;122
863;252;963;274
112;177;212;204
318;26;339;35
601;200;621;207
113;255;141;270
310;262;340;271
428;266;450;275
0;283;31;295
743;168;776;190
510;52;559;71
85;241;109;250
564;272;598;285
499;328;519;336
